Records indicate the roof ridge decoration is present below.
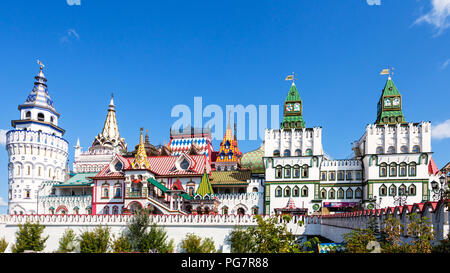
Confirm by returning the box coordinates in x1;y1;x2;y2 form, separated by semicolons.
132;128;150;170
92;94;127;151
375;76;406;125
281;79;306;129
195;168;214;198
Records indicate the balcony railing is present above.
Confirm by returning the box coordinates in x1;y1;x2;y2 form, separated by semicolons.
126;191;144;198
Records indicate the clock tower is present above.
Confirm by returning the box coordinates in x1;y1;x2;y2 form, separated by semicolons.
375;76;406;125
281;82;305;129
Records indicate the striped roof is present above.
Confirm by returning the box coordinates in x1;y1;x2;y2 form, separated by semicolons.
195;170;214;197
22;67;56;113
169;137;213;157
94;154;131;178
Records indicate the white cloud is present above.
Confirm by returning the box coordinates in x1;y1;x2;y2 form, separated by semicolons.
441;59;450;69
0;197;6;207
66;0;81;6
432;119;450;140
0;129;7;146
415;0;450;35
60;29;80;44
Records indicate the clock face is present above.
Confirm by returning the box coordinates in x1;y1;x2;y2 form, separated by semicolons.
384;98;391;107
294;103;301;111
393;98;400;106
285;104;293;111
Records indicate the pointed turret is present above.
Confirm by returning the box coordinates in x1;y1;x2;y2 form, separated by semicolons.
215;112;241;170
22;65;56;112
132;128;150;169
375;76;406;125
281;82;306;129
91;94;127;152
195;168;214;198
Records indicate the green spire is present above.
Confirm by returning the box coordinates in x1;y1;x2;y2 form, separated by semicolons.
375;77;406;125
195;169;214;197
281;82;305;129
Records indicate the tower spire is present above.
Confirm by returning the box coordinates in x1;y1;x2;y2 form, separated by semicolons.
281;76;305;129
375;72;406;125
132;128;150;169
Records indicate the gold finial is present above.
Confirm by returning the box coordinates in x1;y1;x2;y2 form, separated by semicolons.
37;60;45;70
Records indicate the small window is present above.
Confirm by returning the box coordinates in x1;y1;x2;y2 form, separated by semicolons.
320;171;327;181
301;186;308;197
380;163;387;177
37;113;45;122
284;186;291;197
293;166;300;178
329;171;336;181
409;163;416;176
283;149;291;157
376;147;384;154
328;189;335;199
25;111;31;119
408;185;416;196
337;188;344;199
412;145;420;153
275;166;282;178
50;116;54;124
273;150;280;157
284;166;291;178
103;206;109;215
337;171;344;181
346;171;352;181
275;186;282;197
295;149;302;156
302;165;309;178
401;146;408;153
389;185;397;196
355;188;362;199
180;159;190;170
387;146;395;154
293;186;299;197
346;188;353;199
399;185;407;196
355;171;362;180
389;163;397;177
305;149;312;156
379;185;387;196
320;189;327;199
399;163;407;176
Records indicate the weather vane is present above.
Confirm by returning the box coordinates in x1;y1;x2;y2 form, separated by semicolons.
285;72;297;83
37;60;45;70
380;66;394;78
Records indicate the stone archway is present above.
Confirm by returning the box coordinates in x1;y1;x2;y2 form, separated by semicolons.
128;201;143;214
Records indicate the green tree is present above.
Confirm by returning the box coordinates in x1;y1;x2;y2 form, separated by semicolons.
112;234;132;253
125;208;173;253
57;229;77;253
432;233;450;253
78;225;111;253
380;216;405;252
180;233;216;253
406;213;434;253
0;237;8;253
11;222;48;253
342;228;377;253
227;215;301;253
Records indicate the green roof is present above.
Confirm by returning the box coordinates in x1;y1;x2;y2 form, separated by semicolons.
240;143;265;174
195;170;214;197
281;83;305;129
147;178;192;200
210;170;251;185
54;172;96;187
375;77;406;125
285;83;302;102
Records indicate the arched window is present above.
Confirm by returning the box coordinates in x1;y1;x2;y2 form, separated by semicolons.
273;150;280;157
283;149;291;157
305;149;312;156
355;188;362;199
114;184;122;198
301;186;308;197
380;163;387;177
401;146;408;153
389;185;397;196
328;189;335;199
103;206;109;215
337;188;344;199
320;188;327;199
50;116;54;124
284;165;291;178
25;111;31;119
252;187;258;192
293;186;299;197
408;184;416;196
346;188;353;199
399;184;407;196
275;166;282;178
37;113;45;121
295;149;302;156
284;186;291;197
275;186;282;197
376;146;384;154
387;146;395;154
102;183;109;199
293;165;300;178
112;206;119;215
389;163;397;176
302;165;309;178
409;162;416;176
379;184;387;196
412;145;420;153
399;163;407;176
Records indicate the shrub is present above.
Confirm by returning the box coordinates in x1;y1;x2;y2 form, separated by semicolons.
11;222;48;253
180;233;216;253
0;237;8;253
57;229;77;253
78;225;111;253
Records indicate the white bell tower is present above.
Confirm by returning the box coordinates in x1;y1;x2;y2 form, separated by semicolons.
5;62;69;214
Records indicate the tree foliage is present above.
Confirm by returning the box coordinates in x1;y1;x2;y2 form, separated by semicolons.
180;233;216;253
432;233;450;253
342;228;377;253
112;234;132;253
125;208;173;253
380;216;404;252
57;229;77;253
78;225;111;253
12;222;48;253
0;237;8;253
227;215;302;253
406;213;434;253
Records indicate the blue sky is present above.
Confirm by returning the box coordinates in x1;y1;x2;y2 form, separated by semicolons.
0;0;449;212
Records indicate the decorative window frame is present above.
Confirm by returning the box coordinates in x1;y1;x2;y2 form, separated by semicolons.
379;184;387;196
389;163;397;177
275;186;282;197
284;165;292;178
292;186;300;197
293;165;300;178
346;188;353;199
337;188;344;199
284;186;291;197
320;171;327;181
329;171;336;181
320;188;327;199
301;165;309;178
328;188;335;199
301;186;309;197
337;171;345;181
379;163;387;177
